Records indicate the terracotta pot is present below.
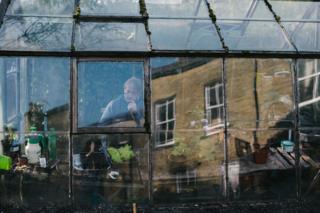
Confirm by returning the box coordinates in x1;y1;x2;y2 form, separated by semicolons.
253;147;269;164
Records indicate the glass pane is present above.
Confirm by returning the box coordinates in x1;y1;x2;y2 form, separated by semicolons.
72;134;149;206
0;57;70;133
78;61;145;128
282;22;320;52
168;102;174;119
298;59;320;127
152;130;224;203
300;130;320;200
158;105;167;122
0;133;69;208
268;0;320;20
227;129;296;200
226;58;294;129
149;19;222;50
6;0;75;16
218;20;295;51
151;57;223;133
80;0;140;16
209;0;273;19
145;0;209;18
0;17;72;51
299;78;314;103
297;59;317;78
75;22;148;51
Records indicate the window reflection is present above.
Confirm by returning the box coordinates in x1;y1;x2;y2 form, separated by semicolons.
227;58;294;129
72;134;149;205
155;97;176;146
0;57;70;132
151;57;224;202
227;129;296;200
298;59;320;127
77;61;145;128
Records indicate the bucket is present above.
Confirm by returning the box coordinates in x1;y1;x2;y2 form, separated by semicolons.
281;140;294;152
0;154;12;171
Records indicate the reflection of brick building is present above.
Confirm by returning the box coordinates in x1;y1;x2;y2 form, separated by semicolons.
151;58;225;198
151;58;294;198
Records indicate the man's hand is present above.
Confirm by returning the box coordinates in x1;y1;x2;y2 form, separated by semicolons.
127;101;138;113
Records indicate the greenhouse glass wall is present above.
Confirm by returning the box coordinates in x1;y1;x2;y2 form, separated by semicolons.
0;0;320;210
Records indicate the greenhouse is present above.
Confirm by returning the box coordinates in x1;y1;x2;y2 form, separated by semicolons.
0;0;320;211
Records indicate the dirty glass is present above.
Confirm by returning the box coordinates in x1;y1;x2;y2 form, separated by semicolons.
300;130;320;200
226;58;294;129
149;19;222;50
0;17;73;51
151;57;225;202
6;0;75;16
72;134;149;206
227;129;296;200
209;0;273;19
0;133;70;208
80;0;140;16
0;57;70;133
218;21;295;51
77;61;145;129
145;0;209;18
268;0;320;20
75;22;148;51
282;22;320;52
297;59;320;127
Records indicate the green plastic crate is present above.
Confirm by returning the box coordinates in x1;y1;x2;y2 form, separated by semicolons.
0;154;12;171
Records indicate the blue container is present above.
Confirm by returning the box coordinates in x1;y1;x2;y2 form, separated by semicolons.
281;140;294;152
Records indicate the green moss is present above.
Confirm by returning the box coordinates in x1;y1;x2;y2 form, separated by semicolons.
73;6;81;18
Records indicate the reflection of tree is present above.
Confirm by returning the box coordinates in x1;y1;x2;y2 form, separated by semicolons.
0;17;70;50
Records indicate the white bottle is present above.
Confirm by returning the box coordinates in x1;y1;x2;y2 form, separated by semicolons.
25;127;42;164
25;142;41;164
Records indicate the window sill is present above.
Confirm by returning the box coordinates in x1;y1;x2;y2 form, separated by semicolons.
203;123;227;137
155;140;175;148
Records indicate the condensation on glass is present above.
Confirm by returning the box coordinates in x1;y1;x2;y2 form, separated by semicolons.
77;60;145;128
72;134;149;206
0;17;73;51
151;57;224;202
75;22;148;51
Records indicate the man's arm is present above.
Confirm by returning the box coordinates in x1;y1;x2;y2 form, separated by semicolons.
99;101;114;125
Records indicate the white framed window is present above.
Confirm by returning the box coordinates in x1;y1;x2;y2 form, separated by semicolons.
298;59;320;108
204;82;224;135
176;169;197;194
155;97;176;147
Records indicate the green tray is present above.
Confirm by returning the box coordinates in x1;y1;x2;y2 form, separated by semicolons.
0;154;12;171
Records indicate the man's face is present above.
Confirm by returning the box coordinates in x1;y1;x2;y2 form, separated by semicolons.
124;83;140;102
